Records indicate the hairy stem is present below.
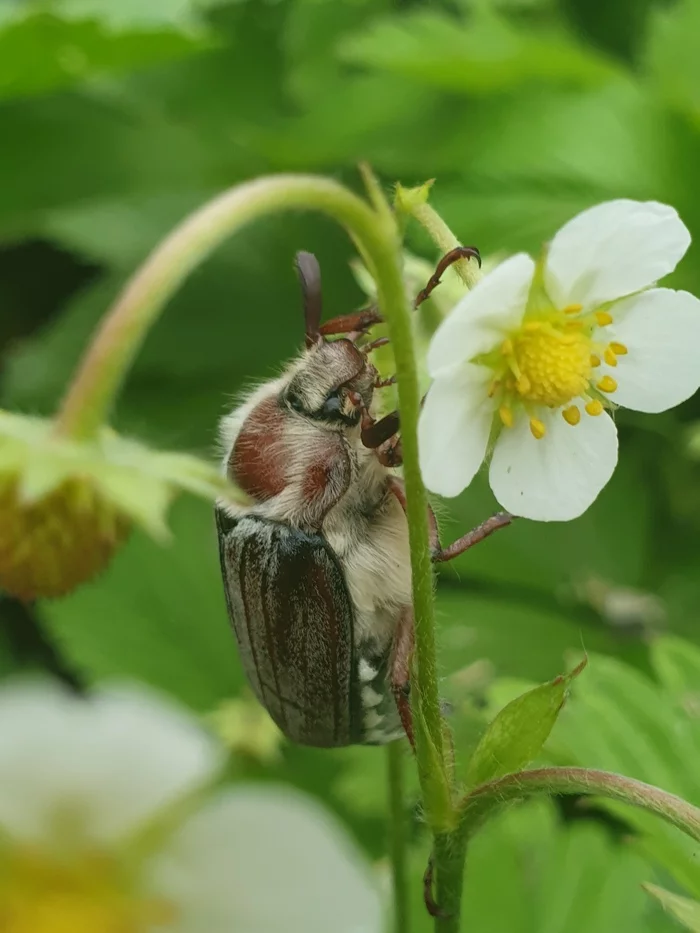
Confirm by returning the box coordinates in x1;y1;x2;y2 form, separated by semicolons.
387;743;410;933
460;767;700;842
433;831;467;933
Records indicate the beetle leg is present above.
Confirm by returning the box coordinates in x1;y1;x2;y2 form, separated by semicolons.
390;607;415;749
431;512;514;563
414;245;481;309
374;373;396;389
318;308;384;337
362;336;390;354
375;435;402;468
360;409;399;449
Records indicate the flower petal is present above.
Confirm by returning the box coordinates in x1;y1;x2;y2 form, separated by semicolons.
150;786;383;933
489;408;618;521
0;682;222;845
426;254;534;376
596;288;700;413
545;200;690;310
419;364;493;498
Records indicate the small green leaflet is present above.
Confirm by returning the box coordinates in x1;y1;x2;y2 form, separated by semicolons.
465;657;587;788
645;883;700;932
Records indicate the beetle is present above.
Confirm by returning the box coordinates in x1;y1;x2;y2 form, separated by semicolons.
215;247;511;748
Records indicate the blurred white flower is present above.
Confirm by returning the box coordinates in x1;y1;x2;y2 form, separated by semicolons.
419;200;700;521
0;681;382;933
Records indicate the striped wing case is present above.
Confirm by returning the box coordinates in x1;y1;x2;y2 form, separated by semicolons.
215;508;360;747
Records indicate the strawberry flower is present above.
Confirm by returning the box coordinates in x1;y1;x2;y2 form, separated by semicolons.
419;200;700;521
0;681;382;933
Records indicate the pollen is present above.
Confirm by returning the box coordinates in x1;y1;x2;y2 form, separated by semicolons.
0;849;174;933
0;478;129;601
595;311;613;327
562;405;581;426
511;327;592;407
585;400;604;416
590;354;601;367
563;303;583;315
610;341;628;355
597;375;617;393
603;347;618;367
529;418;546;440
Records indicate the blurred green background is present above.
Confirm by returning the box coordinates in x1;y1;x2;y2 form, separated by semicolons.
2;0;700;929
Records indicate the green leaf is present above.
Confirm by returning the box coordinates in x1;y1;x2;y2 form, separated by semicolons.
436;586;641;686
340;9;621;94
465;657;586;788
544;644;700;897
645;885;700;933
0;6;210;104
646;0;700;123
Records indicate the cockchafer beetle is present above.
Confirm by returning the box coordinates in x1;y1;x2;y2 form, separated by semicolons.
215;247;512;748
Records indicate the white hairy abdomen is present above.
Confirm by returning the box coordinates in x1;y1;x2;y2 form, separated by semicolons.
323;447;412;648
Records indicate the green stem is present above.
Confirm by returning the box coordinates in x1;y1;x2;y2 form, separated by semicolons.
433;831;467;933
387;743;410;933
460;767;700;842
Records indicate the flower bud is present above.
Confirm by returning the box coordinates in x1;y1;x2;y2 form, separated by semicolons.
0;477;129;601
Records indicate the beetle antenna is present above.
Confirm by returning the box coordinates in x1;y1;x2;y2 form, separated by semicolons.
295;251;323;348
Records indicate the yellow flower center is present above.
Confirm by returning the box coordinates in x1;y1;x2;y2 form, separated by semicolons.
0;850;173;933
511;325;591;407
482;304;626;440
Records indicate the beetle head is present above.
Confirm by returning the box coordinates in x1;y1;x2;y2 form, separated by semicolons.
283;252;376;429
284;339;376;428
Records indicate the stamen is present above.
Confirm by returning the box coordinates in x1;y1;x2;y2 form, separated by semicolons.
487;380;500;398
523;321;542;332
501;338;514;356
590;354;601;367
585;400;604;416
597;375;617;393
595;311;613;327
610;341;628;355
529;418;546;440
603;347;617;367
516;374;531;395
499;405;513;428
562;405;581;426
563;303;583;315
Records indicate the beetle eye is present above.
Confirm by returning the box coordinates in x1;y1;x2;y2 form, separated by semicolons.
319;392;342;418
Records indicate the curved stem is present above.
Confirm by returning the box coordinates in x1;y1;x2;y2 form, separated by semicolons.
54;175;391;439
460;767;700;842
387;743;410;933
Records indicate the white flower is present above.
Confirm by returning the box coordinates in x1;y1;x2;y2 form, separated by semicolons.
419;199;700;521
0;681;382;933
